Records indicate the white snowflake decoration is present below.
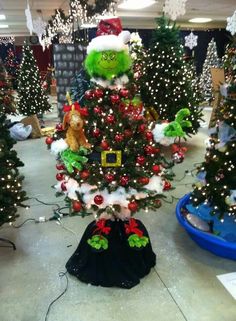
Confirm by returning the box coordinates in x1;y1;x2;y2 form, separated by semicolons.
25;3;34;35
164;0;187;21
226;10;236;36
33;17;47;50
185;32;198;50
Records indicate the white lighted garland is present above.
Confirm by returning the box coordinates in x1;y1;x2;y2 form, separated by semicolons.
0;36;15;46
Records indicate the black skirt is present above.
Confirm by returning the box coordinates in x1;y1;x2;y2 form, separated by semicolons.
66;219;156;289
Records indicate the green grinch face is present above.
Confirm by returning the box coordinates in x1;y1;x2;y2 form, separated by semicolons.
85;49;132;80
99;51;118;71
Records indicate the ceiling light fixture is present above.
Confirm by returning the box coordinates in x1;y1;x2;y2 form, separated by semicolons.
0;24;8;28
118;0;156;10
0;14;6;20
189;17;212;23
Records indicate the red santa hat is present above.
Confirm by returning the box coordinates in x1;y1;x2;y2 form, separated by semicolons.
87;17;131;54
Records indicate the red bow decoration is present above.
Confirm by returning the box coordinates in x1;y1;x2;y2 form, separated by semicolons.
125;218;143;237
63;101;88;116
171;144;187;154
93;219;111;235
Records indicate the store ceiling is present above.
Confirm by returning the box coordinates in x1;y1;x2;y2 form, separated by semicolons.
0;0;235;36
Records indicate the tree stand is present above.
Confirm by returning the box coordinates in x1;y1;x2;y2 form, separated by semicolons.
66;219;156;289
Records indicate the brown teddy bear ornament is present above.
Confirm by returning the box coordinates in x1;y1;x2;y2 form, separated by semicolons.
63;93;91;151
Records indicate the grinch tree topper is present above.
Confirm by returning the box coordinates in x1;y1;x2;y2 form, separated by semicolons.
85;18;132;88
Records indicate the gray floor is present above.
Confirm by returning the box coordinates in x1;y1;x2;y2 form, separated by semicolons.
1;110;236;321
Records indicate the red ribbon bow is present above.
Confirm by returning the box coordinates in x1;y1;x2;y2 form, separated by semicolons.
93;219;111;235
171;144;187;154
63;101;88;117
125;218;143;237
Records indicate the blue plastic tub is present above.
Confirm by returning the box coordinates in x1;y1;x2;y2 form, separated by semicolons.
176;194;236;260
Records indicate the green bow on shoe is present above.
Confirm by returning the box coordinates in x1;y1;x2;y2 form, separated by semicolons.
60;147;88;173
164;108;192;138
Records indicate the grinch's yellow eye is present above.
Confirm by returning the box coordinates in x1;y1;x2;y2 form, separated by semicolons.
102;53;108;60
109;53;116;60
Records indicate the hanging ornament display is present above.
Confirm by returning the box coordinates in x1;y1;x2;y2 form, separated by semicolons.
32;17;47;50
25;3;34;35
164;0;187;21
226;10;236;36
184;32;198;50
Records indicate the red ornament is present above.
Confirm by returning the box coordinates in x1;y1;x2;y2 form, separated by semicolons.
56;173;64;181
45;137;53;145
136;155;146;166
128;201;138;212
115;133;124;143
100;140;110;150
94;195;104;205
110;94;120;104
56;123;63;131
61;182;67;191
94;106;102;114
92;128;101;138
80;169;90;180
163;181;172;191
138;177;150;185
94;88;104;98
155;199;162;207
106;114;115;124
145;131;153;141
105;173;115;183
84;90;94;100
56;163;65;170
152;164;160;174
119;176;129;186
120;88;129;98
72;200;82;212
124;129;132;137
144;145;155;155
138;124;146;133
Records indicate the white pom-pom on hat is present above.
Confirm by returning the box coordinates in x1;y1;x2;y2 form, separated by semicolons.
118;30;131;44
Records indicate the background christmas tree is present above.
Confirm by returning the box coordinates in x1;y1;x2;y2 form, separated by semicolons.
17;44;51;116
4;48;19;89
141;15;203;134
0;114;27;226
223;35;236;96
129;32;146;84
199;38;221;101
190;97;236;219
0;59;16;114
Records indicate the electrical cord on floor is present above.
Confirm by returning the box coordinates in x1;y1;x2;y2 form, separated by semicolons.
162;195;180;204
28;197;61;210
44;271;69;321
56;219;79;242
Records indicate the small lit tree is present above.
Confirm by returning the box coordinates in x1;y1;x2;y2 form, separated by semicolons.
17;43;51;116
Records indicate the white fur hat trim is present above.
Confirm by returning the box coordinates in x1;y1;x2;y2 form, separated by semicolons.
87;31;131;54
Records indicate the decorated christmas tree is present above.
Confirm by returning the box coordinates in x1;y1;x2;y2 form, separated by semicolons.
190;98;236;219
17;44;51;116
140;15;202;134
0;114;27;226
47;18;192;289
0;59;16;114
4;48;19;89
199;38;221;101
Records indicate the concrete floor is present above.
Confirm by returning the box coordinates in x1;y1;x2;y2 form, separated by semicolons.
1;109;236;321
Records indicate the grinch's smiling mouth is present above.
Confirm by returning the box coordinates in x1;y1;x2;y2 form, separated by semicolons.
98;61;118;70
